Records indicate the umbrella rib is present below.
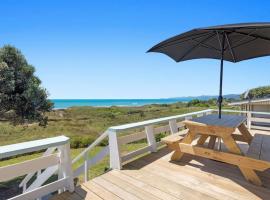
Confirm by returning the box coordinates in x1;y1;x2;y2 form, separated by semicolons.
177;33;216;61
231;29;257;44
232;30;270;42
225;33;236;62
193;38;221;52
231;37;258;50
152;32;213;51
216;31;223;51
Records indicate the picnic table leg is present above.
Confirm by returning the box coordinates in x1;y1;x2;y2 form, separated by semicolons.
208;136;217;149
197;135;208;146
222;135;262;186
238;123;253;144
170;131;197;161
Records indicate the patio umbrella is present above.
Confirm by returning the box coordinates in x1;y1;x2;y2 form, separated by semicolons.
148;22;270;118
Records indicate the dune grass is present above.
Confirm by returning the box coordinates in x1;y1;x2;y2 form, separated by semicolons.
0;103;204;146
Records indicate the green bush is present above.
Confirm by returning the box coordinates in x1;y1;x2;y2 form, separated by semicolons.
70;136;95;148
155;132;167;142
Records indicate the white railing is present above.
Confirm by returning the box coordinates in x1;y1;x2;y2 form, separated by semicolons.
220;109;270;130
0;136;74;200
72;109;214;180
72;131;110;182
72;108;270;182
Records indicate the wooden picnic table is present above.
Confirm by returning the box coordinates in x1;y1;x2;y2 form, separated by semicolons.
163;114;270;186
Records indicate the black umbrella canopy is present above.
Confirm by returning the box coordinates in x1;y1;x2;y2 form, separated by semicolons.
148;22;270;118
148;22;270;63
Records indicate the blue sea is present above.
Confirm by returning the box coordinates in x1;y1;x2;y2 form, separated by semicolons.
51;98;195;109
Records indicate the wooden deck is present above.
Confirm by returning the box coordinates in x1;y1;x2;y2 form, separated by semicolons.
52;130;270;200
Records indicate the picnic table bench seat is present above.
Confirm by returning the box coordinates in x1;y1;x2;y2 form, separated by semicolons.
246;133;270;162
161;129;188;144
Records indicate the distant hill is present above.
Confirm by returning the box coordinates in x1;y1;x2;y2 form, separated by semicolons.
170;94;240;101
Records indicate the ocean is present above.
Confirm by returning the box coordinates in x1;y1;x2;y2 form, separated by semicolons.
51;98;195;109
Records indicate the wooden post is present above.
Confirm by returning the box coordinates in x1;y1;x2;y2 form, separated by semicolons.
109;130;122;169
169;119;178;134
145;125;157;152
61;143;74;192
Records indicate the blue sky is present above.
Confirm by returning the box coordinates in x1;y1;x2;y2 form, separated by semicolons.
0;0;270;99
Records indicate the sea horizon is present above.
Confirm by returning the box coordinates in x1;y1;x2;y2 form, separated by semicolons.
51;98;194;109
50;95;238;109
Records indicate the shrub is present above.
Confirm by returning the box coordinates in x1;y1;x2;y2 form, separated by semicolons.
155;132;167;142
70;136;95;148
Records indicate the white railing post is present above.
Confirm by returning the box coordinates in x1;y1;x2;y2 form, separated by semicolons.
247;112;251;130
84;152;89;182
109;130;122;169
145;125;157;152
58;155;63;194
59;143;74;192
23;182;27;193
205;110;212;115
169;119;178;134
185;116;192;120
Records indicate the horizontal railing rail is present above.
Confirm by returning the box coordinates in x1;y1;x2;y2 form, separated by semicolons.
218;109;270;115
0;136;74;200
72;131;110;182
0;136;69;159
72;109;215;182
109;109;213;131
218;109;270;131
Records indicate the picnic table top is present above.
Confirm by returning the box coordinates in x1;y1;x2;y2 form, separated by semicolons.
190;114;247;128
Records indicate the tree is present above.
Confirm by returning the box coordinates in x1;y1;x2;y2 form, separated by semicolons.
0;45;53;125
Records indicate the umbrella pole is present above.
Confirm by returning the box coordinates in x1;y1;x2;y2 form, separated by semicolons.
217;33;225;151
218;33;225;119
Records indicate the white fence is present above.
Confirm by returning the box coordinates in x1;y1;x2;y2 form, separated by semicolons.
1;108;270;199
0;136;74;200
72;109;213;179
221;109;270;130
72;108;270;180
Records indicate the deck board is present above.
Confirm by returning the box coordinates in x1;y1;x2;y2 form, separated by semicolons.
51;129;270;200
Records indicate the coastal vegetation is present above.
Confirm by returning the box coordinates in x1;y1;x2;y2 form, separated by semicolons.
0;102;204;147
241;85;270;99
186;98;234;107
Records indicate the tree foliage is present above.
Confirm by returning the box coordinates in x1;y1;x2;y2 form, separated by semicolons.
0;45;53;125
186;98;232;107
241;86;270;99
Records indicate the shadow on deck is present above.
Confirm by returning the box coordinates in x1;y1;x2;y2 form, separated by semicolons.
52;130;270;200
